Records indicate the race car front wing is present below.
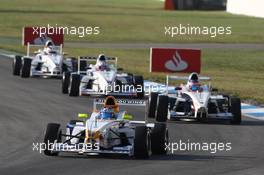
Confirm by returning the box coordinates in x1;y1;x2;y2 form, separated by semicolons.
49;143;133;156
80;89;138;97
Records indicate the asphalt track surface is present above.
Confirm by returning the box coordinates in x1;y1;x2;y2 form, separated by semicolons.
0;55;264;175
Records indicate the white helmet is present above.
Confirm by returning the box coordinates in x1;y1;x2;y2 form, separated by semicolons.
44;40;54;53
187;72;200;91
97;54;106;64
96;54;108;70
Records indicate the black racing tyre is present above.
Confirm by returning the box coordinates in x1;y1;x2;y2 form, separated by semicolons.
155;95;169;122
133;75;144;99
69;74;81;96
230;97;242;125
134;126;151;159
148;92;159;119
21;58;32;78
12;55;22;76
62;72;71;94
80;59;87;72
71;57;78;72
44;123;61;156
151;123;169;154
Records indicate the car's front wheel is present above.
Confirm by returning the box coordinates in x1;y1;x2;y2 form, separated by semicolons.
21;57;31;78
69;74;81;96
44;123;61;156
151;123;169;154
148;92;158;119
12;55;22;76
62;72;71;94
155;95;169;122
230;97;242;125
134;126;151;159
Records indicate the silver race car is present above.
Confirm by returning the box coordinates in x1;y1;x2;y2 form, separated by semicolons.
62;54;144;98
12;40;77;78
148;72;241;124
43;96;168;158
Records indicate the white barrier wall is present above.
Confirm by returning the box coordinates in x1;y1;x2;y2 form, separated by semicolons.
227;0;264;18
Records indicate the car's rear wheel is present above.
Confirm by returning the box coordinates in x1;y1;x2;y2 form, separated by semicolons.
69;74;81;96
62;72;71;94
70;57;78;72
155;95;169;122
80;59;87;72
151;123;169;154
230;97;242;125
44;123;61;156
12;55;22;76
148;92;159;119
133;75;144;99
21;58;31;78
134;126;151;159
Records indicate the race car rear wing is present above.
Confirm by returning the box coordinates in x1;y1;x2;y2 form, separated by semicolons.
22;27;64;56
166;75;211;94
26;44;63;57
166;75;211;82
77;56;118;73
93;98;148;121
79;56;117;61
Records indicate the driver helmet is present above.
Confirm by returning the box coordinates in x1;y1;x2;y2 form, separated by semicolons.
96;54;107;70
187;72;201;91
104;96;119;113
44;40;55;53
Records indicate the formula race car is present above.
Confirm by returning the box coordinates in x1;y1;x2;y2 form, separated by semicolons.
148;72;241;124
12;40;77;78
43;96;168;158
62;54;144;98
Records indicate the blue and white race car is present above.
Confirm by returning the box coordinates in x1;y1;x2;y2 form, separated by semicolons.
43;96;168;158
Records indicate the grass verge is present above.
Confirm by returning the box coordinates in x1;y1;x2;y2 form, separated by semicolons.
0;0;264;44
